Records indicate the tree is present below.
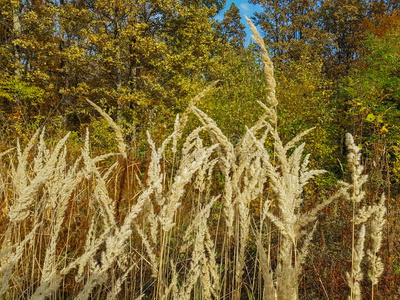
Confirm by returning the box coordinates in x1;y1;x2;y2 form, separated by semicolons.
221;3;246;49
250;0;397;76
319;0;370;76
0;0;228;148
250;0;333;62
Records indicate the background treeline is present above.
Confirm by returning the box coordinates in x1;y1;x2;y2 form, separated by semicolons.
0;0;399;298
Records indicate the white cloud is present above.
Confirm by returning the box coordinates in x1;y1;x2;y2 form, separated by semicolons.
239;3;249;11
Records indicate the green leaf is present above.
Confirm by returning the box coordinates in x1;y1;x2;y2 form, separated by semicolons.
365;113;376;122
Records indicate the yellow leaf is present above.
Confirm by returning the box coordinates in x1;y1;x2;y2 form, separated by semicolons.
380;125;389;134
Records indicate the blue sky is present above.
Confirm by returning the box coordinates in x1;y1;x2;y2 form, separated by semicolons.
215;0;263;44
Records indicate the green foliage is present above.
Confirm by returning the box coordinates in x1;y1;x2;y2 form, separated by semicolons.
342;18;400;184
0;75;45;139
275;56;340;173
201;44;266;139
0;75;44;103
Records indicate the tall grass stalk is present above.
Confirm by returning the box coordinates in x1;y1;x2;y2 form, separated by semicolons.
344;134;386;300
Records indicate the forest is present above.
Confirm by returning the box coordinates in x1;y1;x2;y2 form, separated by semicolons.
0;0;399;299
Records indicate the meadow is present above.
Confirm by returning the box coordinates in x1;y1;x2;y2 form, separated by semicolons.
1;19;397;300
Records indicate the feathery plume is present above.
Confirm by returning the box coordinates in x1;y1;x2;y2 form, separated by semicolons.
368;194;386;288
85;98;127;159
245;17;277;110
346;225;366;300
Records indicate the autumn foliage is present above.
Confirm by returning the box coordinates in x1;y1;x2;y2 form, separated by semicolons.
0;0;399;299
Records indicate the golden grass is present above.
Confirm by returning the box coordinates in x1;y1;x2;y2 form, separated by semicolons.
0;20;387;300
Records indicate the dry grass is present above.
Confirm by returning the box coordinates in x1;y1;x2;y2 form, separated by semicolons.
0;20;388;300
